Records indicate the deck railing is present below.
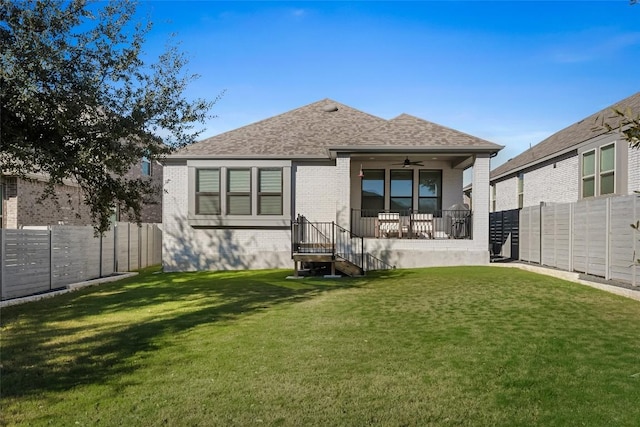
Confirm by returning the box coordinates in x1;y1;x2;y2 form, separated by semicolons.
291;215;364;269
350;209;473;240
291;215;394;272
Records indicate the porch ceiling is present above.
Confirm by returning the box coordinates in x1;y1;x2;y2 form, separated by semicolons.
351;153;474;170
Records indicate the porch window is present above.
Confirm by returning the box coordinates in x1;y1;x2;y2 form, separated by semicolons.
361;169;385;216
196;169;220;215
390;170;413;211
418;170;441;214
599;144;615;195
258;169;283;215
582;150;595;198
227;169;251;215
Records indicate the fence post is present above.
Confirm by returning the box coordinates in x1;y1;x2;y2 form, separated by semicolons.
127;222;131;272
569;203;574;273
605;197;611;281
49;226;53;291
1;229;4;299
99;230;103;278
634;196;638;287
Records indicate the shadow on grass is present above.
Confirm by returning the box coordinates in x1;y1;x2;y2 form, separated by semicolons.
0;267;391;399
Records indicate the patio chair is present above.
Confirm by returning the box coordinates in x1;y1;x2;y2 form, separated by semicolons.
376;212;402;238
410;213;433;239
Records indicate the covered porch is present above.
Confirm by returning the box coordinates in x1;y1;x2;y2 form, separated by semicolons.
340;151;480;241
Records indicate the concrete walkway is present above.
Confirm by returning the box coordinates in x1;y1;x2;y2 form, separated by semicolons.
492;262;640;302
1;272;138;308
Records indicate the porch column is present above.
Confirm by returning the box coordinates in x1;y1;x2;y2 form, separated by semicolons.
335;153;351;227
472;154;490;251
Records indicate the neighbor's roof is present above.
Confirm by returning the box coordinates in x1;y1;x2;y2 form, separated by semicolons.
491;92;640;180
174;98;502;158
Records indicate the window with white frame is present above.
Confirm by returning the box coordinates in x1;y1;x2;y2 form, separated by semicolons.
517;173;524;209
188;161;290;227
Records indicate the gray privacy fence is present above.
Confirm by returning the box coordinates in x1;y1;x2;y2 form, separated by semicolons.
520;195;639;286
0;222;162;300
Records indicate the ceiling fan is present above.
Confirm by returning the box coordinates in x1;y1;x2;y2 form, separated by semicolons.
392;157;424;168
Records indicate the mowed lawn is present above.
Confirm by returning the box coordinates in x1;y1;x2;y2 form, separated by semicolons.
2;267;640;426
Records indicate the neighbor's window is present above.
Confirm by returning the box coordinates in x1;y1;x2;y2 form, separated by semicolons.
361;169;385;215
517;173;524;209
227;169;251;215
491;184;496;212
258;169;283;215
599;144;615;195
142;156;151;176
196;169;220;214
390;169;413;211
582;150;596;198
418;170;442;214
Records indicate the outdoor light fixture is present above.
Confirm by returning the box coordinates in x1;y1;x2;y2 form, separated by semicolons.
358;164;364;178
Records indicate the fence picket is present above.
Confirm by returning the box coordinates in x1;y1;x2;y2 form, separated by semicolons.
1;223;161;301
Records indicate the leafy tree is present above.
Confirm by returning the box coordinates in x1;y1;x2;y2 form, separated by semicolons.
1;0;218;233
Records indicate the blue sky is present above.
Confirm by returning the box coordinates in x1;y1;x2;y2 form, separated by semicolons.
137;1;639;170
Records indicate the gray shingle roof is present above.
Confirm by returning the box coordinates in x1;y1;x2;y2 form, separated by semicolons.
175;98;501;158
347;113;502;149
177;99;386;157
491;92;640;179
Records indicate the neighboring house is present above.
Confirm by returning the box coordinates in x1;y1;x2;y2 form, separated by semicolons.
489;92;640;211
163;99;502;273
0;158;162;228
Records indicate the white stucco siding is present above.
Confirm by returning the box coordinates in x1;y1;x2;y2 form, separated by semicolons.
523;156;579;206
294;163;338;222
629;147;640;193
163;164;292;272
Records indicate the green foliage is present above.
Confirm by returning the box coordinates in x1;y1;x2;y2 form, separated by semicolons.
598;107;640;150
0;0;219;233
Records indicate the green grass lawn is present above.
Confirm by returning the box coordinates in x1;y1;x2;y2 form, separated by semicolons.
2;266;640;426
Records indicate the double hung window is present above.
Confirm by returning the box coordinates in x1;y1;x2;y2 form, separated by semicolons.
190;161;290;227
196;169;220;215
517;173;524;209
258;169;283;215
581;143;615;198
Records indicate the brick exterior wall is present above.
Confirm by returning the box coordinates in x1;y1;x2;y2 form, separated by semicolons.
493;176;518;212
523;156;579;207
1;159;162;228
294;162;338;222
162;163;292;272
